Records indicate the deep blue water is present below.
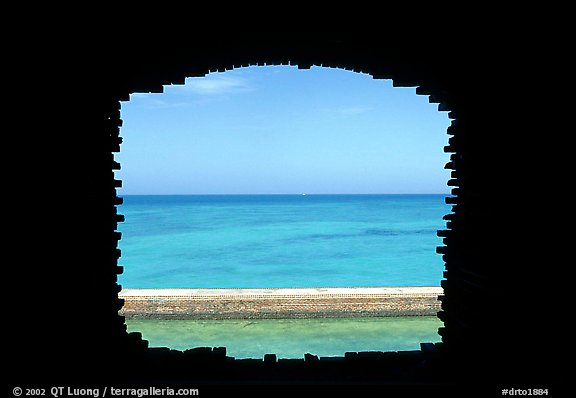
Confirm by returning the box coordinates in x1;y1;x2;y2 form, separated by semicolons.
117;194;449;288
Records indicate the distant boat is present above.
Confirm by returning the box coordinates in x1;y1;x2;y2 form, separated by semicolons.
301;193;307;196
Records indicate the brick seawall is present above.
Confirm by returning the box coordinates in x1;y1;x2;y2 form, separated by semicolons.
119;287;443;320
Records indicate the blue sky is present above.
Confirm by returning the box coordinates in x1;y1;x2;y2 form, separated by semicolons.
116;65;451;194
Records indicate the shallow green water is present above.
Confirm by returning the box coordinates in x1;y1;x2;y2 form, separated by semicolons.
127;316;442;359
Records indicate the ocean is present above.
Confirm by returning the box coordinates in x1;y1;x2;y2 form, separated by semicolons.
117;194;449;289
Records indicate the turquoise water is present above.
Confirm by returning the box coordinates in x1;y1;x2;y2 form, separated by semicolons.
126;316;443;358
117;194;449;288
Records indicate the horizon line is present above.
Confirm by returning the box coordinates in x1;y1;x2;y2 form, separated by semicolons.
119;192;450;196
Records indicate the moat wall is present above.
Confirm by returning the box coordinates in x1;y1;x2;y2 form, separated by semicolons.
119;287;443;320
